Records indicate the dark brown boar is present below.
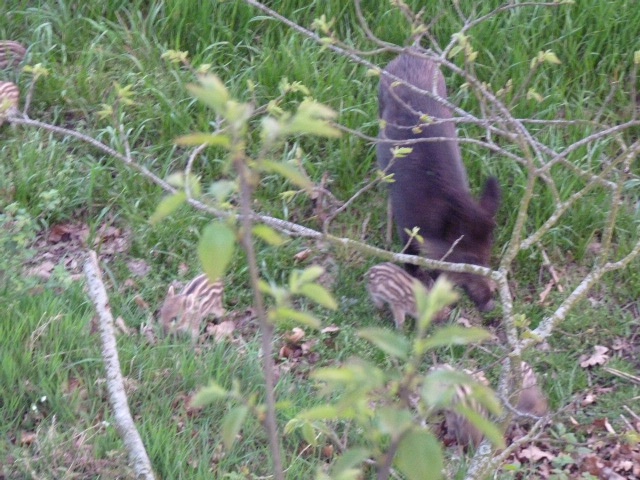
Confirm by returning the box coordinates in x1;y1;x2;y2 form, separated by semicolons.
377;53;501;311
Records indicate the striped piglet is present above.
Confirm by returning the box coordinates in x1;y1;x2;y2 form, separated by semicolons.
0;41;26;70
159;273;225;342
366;262;450;329
443;362;548;449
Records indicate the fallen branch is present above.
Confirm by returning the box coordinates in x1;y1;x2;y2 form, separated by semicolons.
83;250;155;480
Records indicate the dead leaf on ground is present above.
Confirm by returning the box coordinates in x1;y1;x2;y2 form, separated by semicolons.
285;327;305;345
457;317;473;328
518;444;555;462
133;295;150;311
179;392;204;418
114;316;134;335
127;259;151;277
20;431;37;446
591;418;617;435
26;260;56;279
95;223;129;253
279;344;298;360
538;279;555;304
49;223;89;244
300;339;318;356
293;249;312;263
27;219;131;280
321;325;340;335
611;337;632;354
580;345;610;368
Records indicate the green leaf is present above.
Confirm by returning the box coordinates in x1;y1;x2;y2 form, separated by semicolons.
222;405;248;450
174;132;231;148
312;361;385;391
358;328;409;360
261;116;282;144
299;284;337;310
285;117;341;138
270;307;321;329
149;191;187;225
258;279;273;295
526;88;544;103
541;50;561;65
455;404;505;449
225;100;252;125
297;265;325;284
187;74;229;114
260;281;289;305
209;179;237;204
417;326;491;352
166;172;185;188
283;418;301;436
185;174;202;198
421;368;470;408
448;45;463;59
421;368;502;416
415;277;458;334
284;99;341;138
391;146;413;158
261;160;312;189
330;448;369;478
252;224;287;246
198;221;236;282
312;367;357;384
300;421;318;447
191;381;228;407
96;104;113;120
394;429;443;480
377;407;414;437
463;381;503;417
332;467;362;480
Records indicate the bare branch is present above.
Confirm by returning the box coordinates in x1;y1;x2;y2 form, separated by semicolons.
83;251;155;480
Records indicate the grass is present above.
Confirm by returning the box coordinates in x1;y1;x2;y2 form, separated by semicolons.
2;0;640;478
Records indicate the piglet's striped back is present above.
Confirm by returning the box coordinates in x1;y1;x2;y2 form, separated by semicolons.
159;273;225;342
0;41;26;70
180;273;225;319
0;82;19;126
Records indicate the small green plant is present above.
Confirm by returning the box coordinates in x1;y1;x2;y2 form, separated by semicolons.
0;202;38;288
287;278;503;480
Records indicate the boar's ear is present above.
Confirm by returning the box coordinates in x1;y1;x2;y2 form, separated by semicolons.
480;177;501;218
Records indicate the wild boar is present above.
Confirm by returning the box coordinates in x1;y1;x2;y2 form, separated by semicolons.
377;52;500;311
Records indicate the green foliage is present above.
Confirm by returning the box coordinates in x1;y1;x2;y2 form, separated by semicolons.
149;191;187;224
259;264;337;328
198;221;237;282
395;429;443;480
289;278;501;478
0;202;38;290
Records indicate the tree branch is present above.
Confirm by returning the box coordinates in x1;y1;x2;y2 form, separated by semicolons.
83;250;155;480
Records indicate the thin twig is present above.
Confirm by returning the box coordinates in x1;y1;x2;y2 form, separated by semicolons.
541;248;563;293
233;140;285;479
185;143;207;199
